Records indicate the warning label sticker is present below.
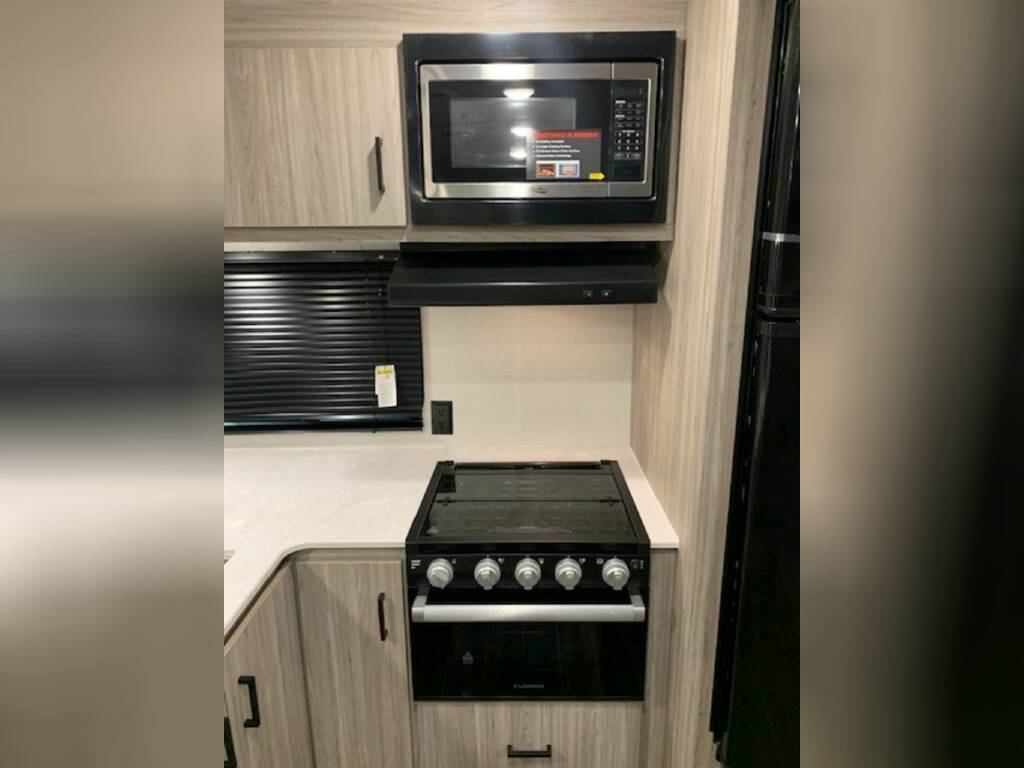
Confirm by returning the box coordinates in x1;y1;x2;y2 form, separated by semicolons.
526;129;603;181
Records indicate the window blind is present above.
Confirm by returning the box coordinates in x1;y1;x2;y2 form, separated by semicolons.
224;251;423;431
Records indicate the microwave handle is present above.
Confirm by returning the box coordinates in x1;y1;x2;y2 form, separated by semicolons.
374;136;386;195
410;591;645;623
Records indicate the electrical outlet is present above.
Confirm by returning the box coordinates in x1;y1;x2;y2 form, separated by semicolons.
431;401;453;435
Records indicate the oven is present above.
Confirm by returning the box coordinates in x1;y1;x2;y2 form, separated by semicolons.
408;555;649;700
403;32;677;225
405;461;651;701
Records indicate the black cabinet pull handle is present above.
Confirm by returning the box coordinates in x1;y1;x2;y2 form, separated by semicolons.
224;716;238;768
374;136;385;194
377;591;388;641
507;744;552;758
238;675;261;728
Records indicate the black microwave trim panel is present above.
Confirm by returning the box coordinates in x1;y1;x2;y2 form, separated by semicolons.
403;31;678;225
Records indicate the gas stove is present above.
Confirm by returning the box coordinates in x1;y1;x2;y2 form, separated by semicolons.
405;460;650;590
405;461;651;700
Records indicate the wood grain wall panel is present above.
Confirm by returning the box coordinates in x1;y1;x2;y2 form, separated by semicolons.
226;1;686;47
641;550;679;768
630;0;774;766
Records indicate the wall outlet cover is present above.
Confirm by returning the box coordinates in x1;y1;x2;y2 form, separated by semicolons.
431;401;453;435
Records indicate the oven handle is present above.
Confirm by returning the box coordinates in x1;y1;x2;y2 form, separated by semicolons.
410;591;646;623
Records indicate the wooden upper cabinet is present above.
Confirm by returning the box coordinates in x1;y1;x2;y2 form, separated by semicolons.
295;554;414;768
225;47;407;227
223;566;314;768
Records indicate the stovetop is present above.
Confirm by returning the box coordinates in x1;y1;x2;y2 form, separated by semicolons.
406;461;649;552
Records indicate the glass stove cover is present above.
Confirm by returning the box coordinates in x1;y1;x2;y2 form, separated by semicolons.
422;465;637;542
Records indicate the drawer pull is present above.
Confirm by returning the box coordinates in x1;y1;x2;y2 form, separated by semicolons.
412;591;645;623
238;675;261;728
377;591;389;641
507;744;552;759
374;136;386;194
224;717;237;768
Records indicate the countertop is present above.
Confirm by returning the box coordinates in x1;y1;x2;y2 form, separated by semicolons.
224;444;678;635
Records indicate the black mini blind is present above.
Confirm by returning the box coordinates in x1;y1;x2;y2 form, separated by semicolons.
224;251;423;431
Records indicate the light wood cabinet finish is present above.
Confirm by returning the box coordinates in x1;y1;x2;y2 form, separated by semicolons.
295;553;414;768
641;550;679;768
223;1;686;240
223;566;314;768
225;46;406;227
223;222;676;250
631;0;776;766
225;0;686;48
414;701;642;768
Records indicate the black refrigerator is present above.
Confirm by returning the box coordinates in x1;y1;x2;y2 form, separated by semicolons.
710;0;799;766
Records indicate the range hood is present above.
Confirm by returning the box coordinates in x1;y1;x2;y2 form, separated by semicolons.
387;242;659;306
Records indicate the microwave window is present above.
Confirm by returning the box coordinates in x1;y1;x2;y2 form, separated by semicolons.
450;97;576;169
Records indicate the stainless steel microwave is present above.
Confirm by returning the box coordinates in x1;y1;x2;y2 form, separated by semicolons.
403;32;677;225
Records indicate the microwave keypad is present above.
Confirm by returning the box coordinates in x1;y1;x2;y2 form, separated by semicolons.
610;79;649;182
613;98;647;162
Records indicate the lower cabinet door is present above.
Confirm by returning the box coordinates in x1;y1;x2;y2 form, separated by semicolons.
414;702;642;768
295;554;414;768
224;566;314;768
225;699;238;768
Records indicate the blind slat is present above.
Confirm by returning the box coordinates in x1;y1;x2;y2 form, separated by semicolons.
224;254;424;432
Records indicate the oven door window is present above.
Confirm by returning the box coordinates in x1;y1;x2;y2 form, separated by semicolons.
411;619;646;700
426;79;612;184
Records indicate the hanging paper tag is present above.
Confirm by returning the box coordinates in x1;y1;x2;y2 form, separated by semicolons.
374;364;397;408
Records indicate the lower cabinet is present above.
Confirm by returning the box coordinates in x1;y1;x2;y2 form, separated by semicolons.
223;549;664;768
294;552;414;768
413;702;643;768
223;566;314;768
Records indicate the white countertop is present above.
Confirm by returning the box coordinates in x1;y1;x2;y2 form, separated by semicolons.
224;444;678;634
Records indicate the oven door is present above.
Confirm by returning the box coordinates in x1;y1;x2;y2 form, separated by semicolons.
408;586;648;700
419;62;656;200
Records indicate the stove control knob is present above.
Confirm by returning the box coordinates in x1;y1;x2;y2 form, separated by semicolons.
474;557;502;591
602;558;630;591
514;558;542;590
554;558;583;591
426;558;454;590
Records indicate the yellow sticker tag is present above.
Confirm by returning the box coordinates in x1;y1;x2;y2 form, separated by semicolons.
374;364;397;408
588;172;606;180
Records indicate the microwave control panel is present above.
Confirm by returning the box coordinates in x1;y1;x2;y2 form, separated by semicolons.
611;81;650;181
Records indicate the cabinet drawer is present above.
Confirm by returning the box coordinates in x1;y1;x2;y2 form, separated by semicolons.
414;702;641;768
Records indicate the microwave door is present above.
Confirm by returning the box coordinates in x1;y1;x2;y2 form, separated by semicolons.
420;62;653;200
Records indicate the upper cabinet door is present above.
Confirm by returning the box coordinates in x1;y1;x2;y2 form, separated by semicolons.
225;47;407;227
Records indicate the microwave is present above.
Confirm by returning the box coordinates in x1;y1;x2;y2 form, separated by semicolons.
403;32;677;225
